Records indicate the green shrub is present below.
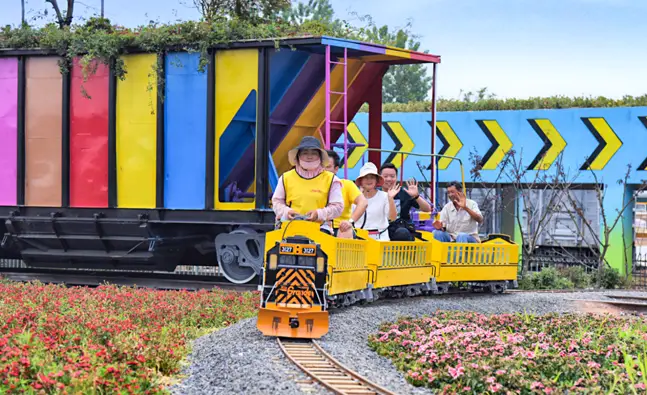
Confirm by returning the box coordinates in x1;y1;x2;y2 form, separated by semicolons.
595;264;627;289
359;95;647;113
519;267;574;290
557;266;592;289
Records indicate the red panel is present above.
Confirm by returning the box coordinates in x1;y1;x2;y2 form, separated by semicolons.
70;59;109;207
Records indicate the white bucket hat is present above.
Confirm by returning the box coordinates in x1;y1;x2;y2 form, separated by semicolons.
355;162;384;187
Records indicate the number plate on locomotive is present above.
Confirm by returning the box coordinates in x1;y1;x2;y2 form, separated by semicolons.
279;243;317;256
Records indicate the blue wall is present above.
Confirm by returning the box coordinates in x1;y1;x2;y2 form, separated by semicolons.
336;107;647;184
335;107;647;275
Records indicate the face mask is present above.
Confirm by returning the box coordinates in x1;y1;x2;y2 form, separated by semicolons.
299;158;321;171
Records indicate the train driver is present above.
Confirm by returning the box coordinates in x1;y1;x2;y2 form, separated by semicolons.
432;181;483;243
271;136;343;235
353;162;398;241
325;150;369;238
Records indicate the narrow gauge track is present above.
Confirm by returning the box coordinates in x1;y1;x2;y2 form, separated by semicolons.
0;268;258;292
568;294;647;314
278;338;395;395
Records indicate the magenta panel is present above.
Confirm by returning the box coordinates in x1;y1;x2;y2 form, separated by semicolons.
0;58;18;206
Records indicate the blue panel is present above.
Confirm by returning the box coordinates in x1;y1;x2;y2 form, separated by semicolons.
268;152;278;193
219;90;257;186
269;49;310;113
338;107;647;185
220;49;310;190
164;52;207;209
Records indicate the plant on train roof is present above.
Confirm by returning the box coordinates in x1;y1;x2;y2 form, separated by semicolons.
0;16;353;82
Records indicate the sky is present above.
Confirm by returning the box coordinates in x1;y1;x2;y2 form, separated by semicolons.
2;0;646;100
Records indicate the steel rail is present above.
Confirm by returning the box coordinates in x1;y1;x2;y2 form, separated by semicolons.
278;338;396;395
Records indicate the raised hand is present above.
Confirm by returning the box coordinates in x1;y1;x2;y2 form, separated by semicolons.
404;178;419;197
455;192;467;209
387;183;401;199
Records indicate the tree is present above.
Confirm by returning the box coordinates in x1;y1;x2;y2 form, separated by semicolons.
279;0;334;24
188;0;291;23
45;0;75;28
356;17;432;103
561;166;647;285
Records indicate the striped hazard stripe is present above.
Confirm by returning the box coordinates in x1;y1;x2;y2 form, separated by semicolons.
275;269;315;306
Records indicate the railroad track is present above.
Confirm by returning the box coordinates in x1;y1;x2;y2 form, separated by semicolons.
0;268;258;292
568;294;647;314
278;338;395;395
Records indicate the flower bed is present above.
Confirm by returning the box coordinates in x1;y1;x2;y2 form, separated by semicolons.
369;311;647;394
0;280;258;394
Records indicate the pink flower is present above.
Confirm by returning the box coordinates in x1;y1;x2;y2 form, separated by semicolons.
489;383;503;392
448;365;464;379
587;361;600;369
531;381;545;390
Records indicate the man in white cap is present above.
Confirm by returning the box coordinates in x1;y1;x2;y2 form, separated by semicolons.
271;136;343;234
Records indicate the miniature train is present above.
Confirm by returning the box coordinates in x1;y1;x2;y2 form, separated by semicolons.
257;220;519;339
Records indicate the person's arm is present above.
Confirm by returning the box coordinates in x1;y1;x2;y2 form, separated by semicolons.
435;204;449;230
465;200;483;224
414;195;432;213
387;193;397;221
315;177;344;221
457;194;483;224
271;176;290;220
351;194;367;221
403;179;431;212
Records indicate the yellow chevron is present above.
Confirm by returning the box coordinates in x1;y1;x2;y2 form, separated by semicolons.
345;122;368;169
478;120;513;170
384;121;415;168
528;119;567;170
436;121;463;170
580;117;623;171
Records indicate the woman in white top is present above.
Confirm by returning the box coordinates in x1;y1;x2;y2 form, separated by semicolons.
353;162;399;241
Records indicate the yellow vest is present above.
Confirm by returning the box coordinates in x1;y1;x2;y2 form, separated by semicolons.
283;169;335;215
333;179;362;228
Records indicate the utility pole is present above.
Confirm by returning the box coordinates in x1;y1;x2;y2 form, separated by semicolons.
21;0;25;24
101;0;104;17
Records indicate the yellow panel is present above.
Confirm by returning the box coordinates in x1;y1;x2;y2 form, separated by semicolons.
273;59;364;175
437;265;519;283
385;48;412;59
328;270;370;295
215;49;258;210
373;266;435;289
116;54;157;208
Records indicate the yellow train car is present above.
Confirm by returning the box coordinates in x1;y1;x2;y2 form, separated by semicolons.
257;221;519;339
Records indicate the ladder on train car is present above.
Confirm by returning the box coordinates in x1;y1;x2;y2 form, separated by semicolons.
324;45;351;179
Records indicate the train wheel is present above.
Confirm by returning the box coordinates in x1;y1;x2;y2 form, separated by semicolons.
217;228;260;284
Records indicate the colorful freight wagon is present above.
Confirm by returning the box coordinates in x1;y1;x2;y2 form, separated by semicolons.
0;36;441;284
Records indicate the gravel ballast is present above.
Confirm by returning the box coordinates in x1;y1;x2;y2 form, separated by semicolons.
171;290;647;395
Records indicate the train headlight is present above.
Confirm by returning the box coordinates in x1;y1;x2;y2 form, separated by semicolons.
269;254;278;270
316;257;325;273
